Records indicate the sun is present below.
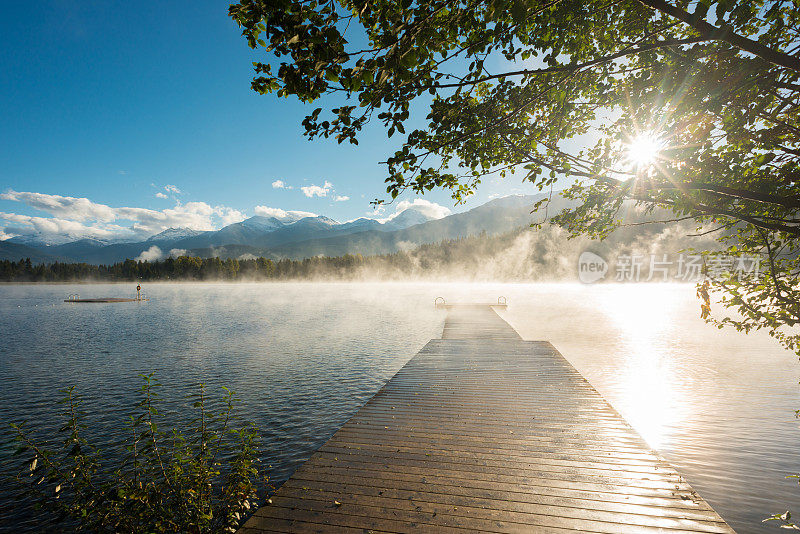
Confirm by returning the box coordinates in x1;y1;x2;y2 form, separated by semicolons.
626;132;665;168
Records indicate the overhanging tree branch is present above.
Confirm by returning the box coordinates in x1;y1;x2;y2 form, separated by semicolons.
638;0;800;72
422;37;708;89
650;182;800;209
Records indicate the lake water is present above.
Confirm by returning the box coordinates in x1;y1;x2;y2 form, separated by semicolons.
0;282;798;533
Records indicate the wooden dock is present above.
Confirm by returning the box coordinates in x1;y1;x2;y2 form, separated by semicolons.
240;305;733;533
64;292;148;303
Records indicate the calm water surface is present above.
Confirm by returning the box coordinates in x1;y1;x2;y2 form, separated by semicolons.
0;282;798;533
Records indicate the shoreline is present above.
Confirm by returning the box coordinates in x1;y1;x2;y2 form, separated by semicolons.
0;279;702;286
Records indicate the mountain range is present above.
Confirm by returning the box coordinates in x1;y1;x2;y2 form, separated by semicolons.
0;194;566;264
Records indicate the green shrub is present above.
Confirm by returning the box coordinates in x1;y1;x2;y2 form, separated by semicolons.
9;374;264;533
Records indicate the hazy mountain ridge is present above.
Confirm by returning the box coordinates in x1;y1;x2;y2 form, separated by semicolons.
173;194;560;261
0;241;69;264
0;195;553;264
1;213;723;283
265;194;554;259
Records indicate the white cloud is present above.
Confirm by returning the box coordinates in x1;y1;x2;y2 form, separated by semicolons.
0;190;252;242
366;206;386;217
272;180;291;189
168;248;188;258
218;207;246;226
301;181;333;198
0;190;117;222
0;212;129;241
135;246;164;262
164;185;181;194
0;187;408;244
253;205;317;221
378;199;452;223
118;202;223;236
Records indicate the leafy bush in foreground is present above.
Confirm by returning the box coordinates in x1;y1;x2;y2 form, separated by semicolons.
9;375;263;533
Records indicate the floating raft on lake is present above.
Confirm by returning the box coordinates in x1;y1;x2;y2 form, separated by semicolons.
64;292;148;303
240;304;734;533
63;297;148;303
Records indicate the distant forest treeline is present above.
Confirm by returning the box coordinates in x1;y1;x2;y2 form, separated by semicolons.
0;221;719;282
0;229;531;282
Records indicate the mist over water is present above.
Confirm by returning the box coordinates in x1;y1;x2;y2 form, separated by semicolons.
498;284;800;532
0;281;798;532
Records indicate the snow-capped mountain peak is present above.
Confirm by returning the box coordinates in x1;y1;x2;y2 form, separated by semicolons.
239;216;285;232
146;227;204;242
384;208;436;230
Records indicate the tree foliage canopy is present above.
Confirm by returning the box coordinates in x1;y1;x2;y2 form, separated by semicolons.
229;0;800;353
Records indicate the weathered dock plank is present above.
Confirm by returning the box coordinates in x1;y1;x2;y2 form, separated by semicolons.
240;306;734;533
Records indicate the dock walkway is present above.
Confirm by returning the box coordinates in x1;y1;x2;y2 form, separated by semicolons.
240;306;733;533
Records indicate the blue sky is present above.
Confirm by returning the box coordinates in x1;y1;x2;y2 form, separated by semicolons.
0;0;536;242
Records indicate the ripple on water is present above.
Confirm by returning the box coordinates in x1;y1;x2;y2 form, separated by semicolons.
1;282;799;533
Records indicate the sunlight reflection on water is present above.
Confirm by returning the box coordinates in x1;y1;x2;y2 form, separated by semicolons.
599;287;687;449
497;283;800;533
0;281;798;533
